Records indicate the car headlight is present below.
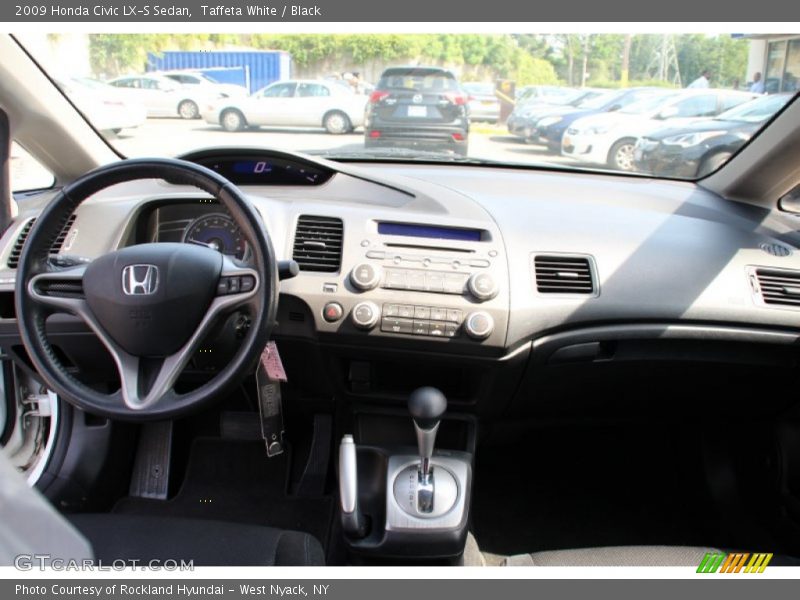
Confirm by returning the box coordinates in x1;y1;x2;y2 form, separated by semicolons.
662;131;726;147
537;116;563;127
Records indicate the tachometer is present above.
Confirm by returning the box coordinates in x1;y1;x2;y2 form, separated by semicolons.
183;214;248;260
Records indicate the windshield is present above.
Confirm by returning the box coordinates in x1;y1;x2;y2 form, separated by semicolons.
715;93;793;122
578;91;622;110
463;83;495;95
618;93;679;115
15;32;800;180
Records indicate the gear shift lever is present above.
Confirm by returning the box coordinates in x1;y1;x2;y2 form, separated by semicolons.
408;387;447;512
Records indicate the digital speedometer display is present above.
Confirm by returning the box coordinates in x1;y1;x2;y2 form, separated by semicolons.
196;155;334;186
183;214;248;260
232;160;274;175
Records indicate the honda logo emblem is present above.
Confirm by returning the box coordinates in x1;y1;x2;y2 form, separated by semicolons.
122;264;159;296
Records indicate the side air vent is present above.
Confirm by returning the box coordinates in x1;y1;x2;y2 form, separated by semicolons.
753;268;800;307
7;219;36;269
51;214;77;253
292;215;344;272
7;215;77;269
534;254;596;295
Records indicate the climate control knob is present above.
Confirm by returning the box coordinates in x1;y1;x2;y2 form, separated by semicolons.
464;311;494;340
351;301;380;330
350;263;383;291
467;272;498;301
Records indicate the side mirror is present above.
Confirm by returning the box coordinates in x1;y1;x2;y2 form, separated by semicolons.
657;106;679;119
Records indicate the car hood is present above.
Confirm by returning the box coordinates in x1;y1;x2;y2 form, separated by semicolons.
643;119;760;141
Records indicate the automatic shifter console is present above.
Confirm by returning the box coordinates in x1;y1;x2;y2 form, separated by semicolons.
393;387;458;516
338;386;472;558
409;387;446;487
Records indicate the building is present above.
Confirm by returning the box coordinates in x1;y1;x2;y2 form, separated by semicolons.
744;35;800;93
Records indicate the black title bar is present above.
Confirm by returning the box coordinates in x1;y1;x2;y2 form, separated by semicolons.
3;0;800;22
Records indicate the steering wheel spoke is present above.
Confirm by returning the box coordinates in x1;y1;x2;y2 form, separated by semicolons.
28;265;88;314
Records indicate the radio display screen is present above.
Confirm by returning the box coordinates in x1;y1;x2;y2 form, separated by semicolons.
377;222;482;242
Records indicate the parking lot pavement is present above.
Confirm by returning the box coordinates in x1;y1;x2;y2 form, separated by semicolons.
111;118;584;169
11;118;592;192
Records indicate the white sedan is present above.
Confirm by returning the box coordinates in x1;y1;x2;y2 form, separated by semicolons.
55;77;147;134
201;79;368;134
159;70;249;99
107;73;223;119
562;89;759;171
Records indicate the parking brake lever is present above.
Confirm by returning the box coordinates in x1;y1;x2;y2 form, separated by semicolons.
339;435;368;538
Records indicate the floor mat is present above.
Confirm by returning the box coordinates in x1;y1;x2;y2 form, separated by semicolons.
114;438;333;549
471;423;719;556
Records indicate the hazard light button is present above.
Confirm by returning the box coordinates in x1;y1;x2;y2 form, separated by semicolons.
322;302;344;323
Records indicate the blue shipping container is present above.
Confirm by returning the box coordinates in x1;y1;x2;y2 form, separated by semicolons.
146;50;292;94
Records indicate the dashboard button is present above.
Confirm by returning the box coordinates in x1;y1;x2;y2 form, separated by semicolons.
240;276;256;292
425;272;445;292
430;307;447;321
228;277;241;293
383;304;400;317
217;278;230;295
384;269;408;289
445;323;459;337
398;305;415;318
468;272;498;301
429;322;447;337
412;320;430;335
365;250;385;259
446;309;462;323
350;263;382;291
381;317;413;334
443;273;468;294
469;259;491;268
414;306;431;319
464;311;494;340
406;271;427;290
352;301;380;330
322;302;344;323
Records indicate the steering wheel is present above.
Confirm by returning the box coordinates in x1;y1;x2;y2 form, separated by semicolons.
14;158;279;421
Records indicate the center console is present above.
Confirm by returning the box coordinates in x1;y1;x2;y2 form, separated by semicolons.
338;386;473;560
293;217;509;353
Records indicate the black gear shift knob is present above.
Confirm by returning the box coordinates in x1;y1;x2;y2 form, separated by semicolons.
408;386;447;430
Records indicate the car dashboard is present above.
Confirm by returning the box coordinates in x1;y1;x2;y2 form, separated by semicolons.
3;147;800;413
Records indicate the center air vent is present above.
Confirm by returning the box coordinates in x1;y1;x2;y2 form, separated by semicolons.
534;254;596;295
7;215;77;269
292;215;344;272
753;268;800;307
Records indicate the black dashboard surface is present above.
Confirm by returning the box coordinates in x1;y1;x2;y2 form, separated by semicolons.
4;147;800;357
